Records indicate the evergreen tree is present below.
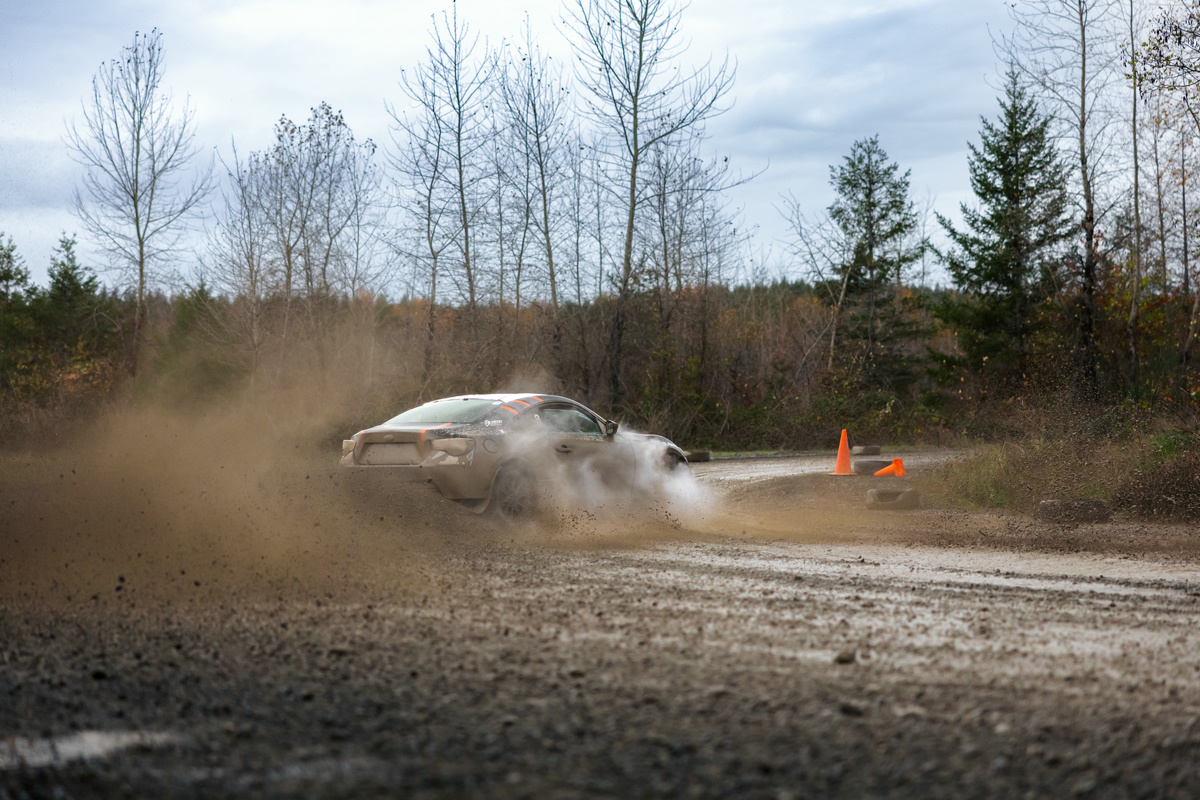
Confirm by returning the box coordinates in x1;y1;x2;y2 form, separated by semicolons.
1;234;117;403
42;234;108;356
0;234;31;305
827;136;923;386
47;235;98;309
0;234;37;396
937;72;1073;376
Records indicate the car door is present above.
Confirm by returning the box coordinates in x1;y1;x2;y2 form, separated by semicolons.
537;404;627;491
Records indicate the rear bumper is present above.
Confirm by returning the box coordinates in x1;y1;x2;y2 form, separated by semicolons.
339;454;492;500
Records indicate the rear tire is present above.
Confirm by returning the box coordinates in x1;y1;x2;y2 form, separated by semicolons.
490;462;536;520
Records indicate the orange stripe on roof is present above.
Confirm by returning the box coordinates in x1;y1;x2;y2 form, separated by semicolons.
499;405;519;414
512;399;531;407
526;396;543;402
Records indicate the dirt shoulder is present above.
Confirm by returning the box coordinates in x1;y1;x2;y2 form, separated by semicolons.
712;465;1200;563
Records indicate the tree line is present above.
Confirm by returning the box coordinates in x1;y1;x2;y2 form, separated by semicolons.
8;0;1200;448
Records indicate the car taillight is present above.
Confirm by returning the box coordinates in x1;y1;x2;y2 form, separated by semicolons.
430;438;475;456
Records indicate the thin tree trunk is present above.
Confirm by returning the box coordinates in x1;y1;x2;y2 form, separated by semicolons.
1153;113;1167;290
536;140;558;313
1078;1;1099;389
1184;177;1191;297
131;244;145;376
1182;131;1191;299
1183;163;1197;364
827;262;854;371
608;138;640;407
423;254;438;392
1127;0;1142;387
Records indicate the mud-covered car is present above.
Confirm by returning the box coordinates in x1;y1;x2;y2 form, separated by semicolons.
340;394;688;518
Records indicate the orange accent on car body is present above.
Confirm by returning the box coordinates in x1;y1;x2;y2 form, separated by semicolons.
499;405;519;414
512;399;531;407
526;396;543;402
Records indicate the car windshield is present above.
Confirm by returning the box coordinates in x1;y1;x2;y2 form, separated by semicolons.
383;398;498;426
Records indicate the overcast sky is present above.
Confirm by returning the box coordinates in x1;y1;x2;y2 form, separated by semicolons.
0;0;1015;288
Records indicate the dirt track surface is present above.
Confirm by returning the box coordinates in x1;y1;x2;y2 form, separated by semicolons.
4;450;1200;798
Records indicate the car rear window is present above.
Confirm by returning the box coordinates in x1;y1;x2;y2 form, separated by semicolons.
384;398;498;425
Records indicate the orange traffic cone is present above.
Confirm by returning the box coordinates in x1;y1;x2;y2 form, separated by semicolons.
873;458;906;477
830;429;854;475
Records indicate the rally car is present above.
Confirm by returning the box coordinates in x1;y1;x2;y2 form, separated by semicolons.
340;394;688;518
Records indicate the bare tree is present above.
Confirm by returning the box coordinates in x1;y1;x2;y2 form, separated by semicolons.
1176;114;1195;294
913;190;938;289
65;28;212;374
205;106;385;383
204;145;270;383
644;135;742;294
778;194;852;370
1144;91;1173;291
501;17;572;315
285;105;379;373
335;137;391;299
640;131;750;415
254;120;308;372
388;29;459;385
253;106;357;375
562;135;601;396
388;8;496;389
563;0;734;405
480;103;529;382
422;5;496;313
1137;0;1200;361
1173;109;1200;360
1001;0;1123;387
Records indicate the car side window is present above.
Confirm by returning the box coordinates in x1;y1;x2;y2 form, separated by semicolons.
540;407;603;435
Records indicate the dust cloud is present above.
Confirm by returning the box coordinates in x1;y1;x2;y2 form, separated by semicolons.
0;385;727;606
488;416;717;549
0;392;461;606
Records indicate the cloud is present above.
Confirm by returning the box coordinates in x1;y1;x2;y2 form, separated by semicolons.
0;0;1013;288
0;140;77;210
700;0;1008;268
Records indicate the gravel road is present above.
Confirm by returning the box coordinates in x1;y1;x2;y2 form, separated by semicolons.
3;449;1200;798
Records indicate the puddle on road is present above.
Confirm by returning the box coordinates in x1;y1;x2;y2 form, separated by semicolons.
468;540;1200;686
0;730;183;769
639;541;1200;595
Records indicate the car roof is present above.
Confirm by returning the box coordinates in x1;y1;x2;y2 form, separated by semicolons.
427;393;570;406
424;394;611;420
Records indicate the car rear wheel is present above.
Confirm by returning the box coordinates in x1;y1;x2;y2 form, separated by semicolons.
662;451;686;472
490;462;536;520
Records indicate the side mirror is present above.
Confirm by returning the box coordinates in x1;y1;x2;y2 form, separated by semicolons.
605;420;618;437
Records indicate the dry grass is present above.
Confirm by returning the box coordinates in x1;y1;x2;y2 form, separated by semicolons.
917;419;1200;523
